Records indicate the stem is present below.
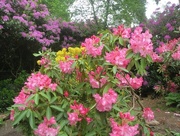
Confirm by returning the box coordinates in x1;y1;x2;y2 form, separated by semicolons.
120;72;144;111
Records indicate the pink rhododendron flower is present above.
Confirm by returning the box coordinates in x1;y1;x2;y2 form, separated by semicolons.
68;102;91;125
142;107;154;121
105;47;130;68
93;89;118;112
25;72;57;92
113;24;131;39
110;118;139;136
10;110;15;121
167;81;178;92
116;73;143;89
63;90;69;97
13;90;29;110
68;112;82;125
70;102;89;116
151;52;163;62
89;66;107;88
34;117;59;136
119;112;135;125
130;27;154;57
172;51;180;60
59;60;74;74
81;35;104;57
38;57;49;66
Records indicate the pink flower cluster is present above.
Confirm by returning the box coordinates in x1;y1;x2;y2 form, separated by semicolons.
68;101;92;125
172;44;180;60
13;89;30;110
116;73;143;89
113;24;131;39
105;47;130;68
38;57;50;66
142;107;154;122
81;35;104;57
130;27;154;57
25;72;57;92
59;60;74;74
89;66;107;88
34;117;59;136
110;112;139;136
156;38;180;61
93;89;118;112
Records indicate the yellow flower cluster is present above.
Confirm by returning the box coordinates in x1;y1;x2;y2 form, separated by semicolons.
55;47;85;62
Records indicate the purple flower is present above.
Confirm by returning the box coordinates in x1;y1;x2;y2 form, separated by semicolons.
166;23;171;28
2;15;9;21
0;25;3;29
164;35;171;40
168;26;174;31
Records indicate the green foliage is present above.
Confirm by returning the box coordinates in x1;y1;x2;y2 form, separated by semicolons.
40;0;75;21
165;93;180;108
0;71;29;113
10;26;154;135
70;0;146;27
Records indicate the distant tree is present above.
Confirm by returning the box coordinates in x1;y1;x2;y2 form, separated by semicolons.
70;0;147;28
40;0;75;21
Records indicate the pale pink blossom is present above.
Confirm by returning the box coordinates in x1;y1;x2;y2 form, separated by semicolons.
110;118;139;136
34;117;59;136
172;51;180;60
130;27;154;57
93;89;118;112
25;72;57;92
68;112;82;125
119;112;135;124
13;90;29;110
10;110;15;121
113;25;131;39
116;73;143;89
105;47;130;68
142;108;154;121
89;66;107;88
59;60;74;74
81;35;104;57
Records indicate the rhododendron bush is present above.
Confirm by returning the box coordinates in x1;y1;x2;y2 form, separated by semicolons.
10;25;161;136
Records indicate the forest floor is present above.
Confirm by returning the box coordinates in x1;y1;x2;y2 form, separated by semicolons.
0;96;180;136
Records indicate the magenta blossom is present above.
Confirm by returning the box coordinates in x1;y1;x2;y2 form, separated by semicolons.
34;117;59;136
81;35;104;57
142;107;154;121
110;118;139;136
93;89;118;112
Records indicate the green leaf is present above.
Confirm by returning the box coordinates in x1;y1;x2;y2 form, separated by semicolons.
103;83;112;94
112;105;121;111
112;65;117;75
118;37;124;45
34;93;39;105
127;60;135;71
104;44;111;52
33;53;41;57
13;110;27;125
57;86;63;94
29;112;35;129
119;67;129;73
146;54;152;62
60;120;69;129
50;105;64;112
40;92;49;101
85;131;96;136
50;97;57;104
25;94;34;103
46;107;52;120
58;132;68;136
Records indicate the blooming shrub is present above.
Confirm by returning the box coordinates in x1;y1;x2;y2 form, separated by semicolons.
10;25;159;135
